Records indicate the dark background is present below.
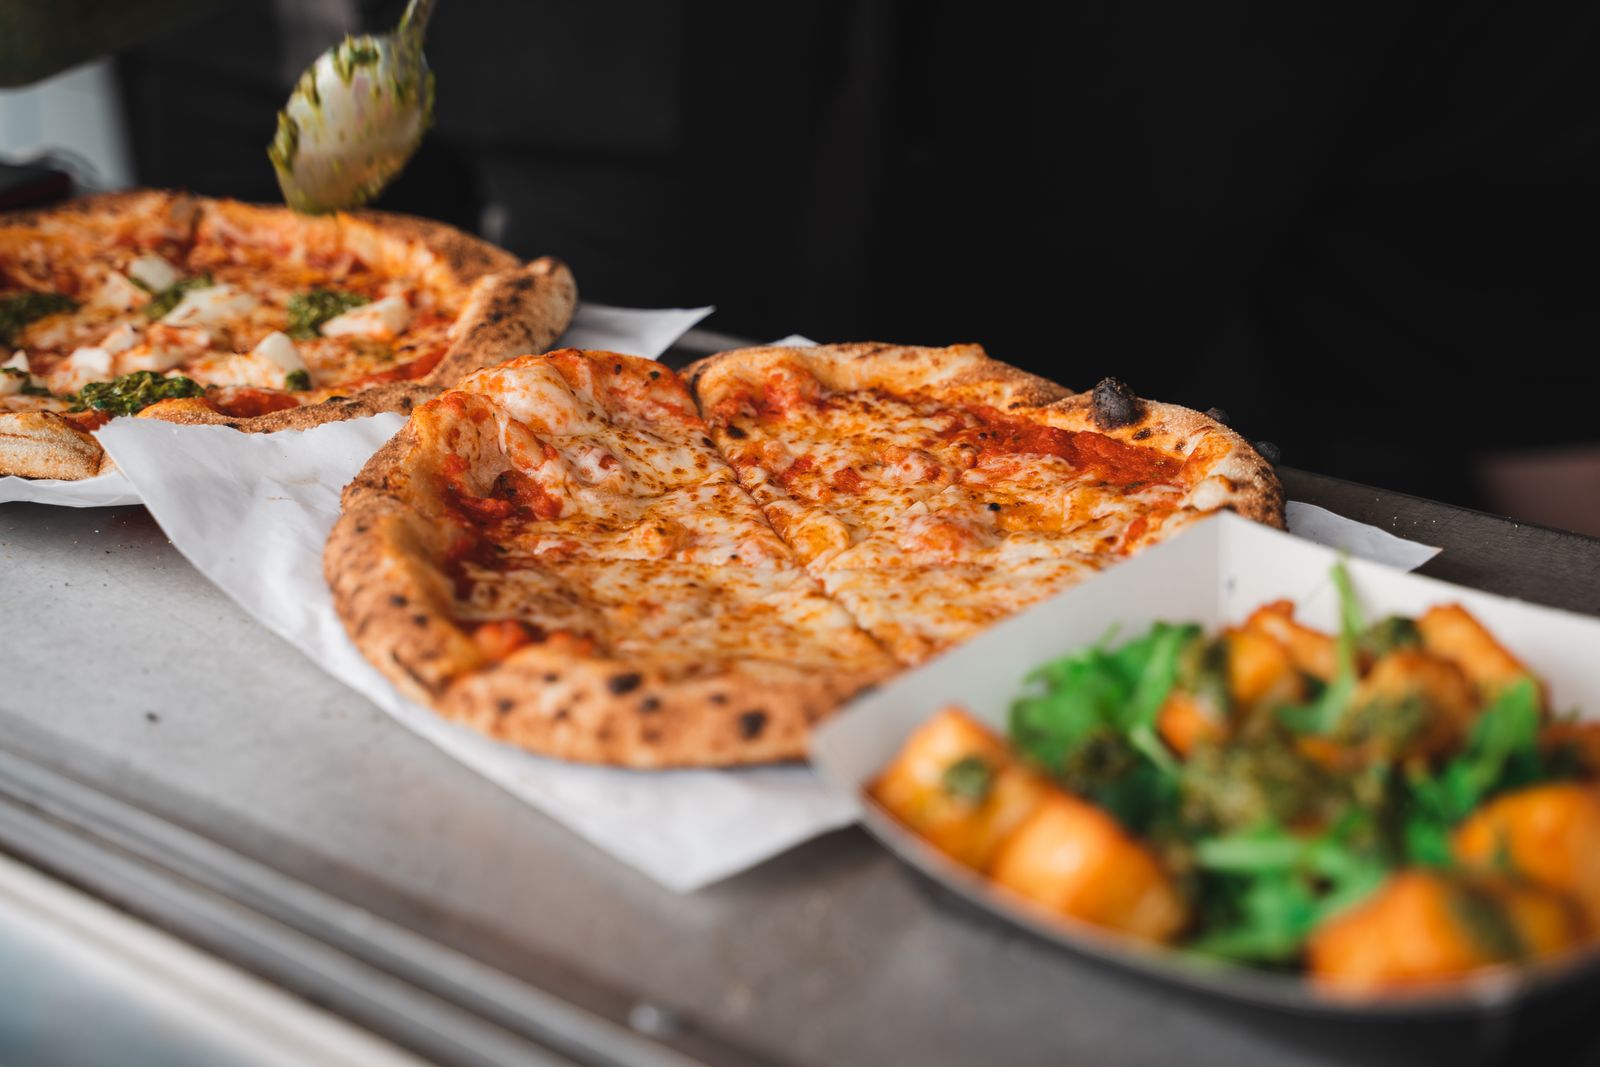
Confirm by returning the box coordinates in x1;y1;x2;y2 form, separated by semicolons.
114;0;1600;513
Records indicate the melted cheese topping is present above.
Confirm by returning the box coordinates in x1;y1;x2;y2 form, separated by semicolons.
415;351;892;680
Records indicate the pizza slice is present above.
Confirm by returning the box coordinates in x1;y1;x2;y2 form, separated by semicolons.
1;192;576;480
326;350;895;767
688;343;1282;663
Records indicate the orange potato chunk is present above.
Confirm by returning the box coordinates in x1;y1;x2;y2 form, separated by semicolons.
1308;870;1581;991
1417;604;1536;704
1243;600;1338;682
1157;690;1223;758
988;793;1188;942
1226;628;1305;709
1454;783;1600;932
869;707;1049;870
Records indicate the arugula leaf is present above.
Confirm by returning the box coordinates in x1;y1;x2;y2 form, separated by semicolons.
1402;677;1543;867
1277;561;1362;736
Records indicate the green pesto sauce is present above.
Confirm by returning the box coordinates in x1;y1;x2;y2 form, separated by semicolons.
0;291;78;345
287;289;371;340
72;372;204;416
143;274;214;321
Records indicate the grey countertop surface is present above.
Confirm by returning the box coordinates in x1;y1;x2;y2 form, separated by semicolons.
3;467;1600;1067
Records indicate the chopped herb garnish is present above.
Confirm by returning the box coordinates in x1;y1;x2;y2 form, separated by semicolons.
143;273;214;320
72;371;205;416
1;291;78;345
287;289;370;340
941;755;996;803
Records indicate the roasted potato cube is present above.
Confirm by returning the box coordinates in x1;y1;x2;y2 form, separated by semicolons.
1243;600;1338;682
1157;690;1223;758
1226;628;1305;709
869;707;1049;870
1345;649;1477;762
988;793;1188;942
1307;870;1581;991
1417;604;1536;703
1454;783;1600;932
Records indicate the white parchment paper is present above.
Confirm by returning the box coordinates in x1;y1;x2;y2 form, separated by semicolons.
0;302;711;510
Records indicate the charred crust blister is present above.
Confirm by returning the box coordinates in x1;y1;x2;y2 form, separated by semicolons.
606;672;643;695
1091;377;1142;430
738;710;768;738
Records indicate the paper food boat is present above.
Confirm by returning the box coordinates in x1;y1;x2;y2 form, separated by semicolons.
812;512;1600;1019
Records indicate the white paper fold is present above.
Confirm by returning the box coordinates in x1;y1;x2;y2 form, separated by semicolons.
97;413;853;891
0;469;140;507
0;303;713;510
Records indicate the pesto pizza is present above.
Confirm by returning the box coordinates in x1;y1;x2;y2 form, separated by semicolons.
326;344;1283;768
0;190;576;480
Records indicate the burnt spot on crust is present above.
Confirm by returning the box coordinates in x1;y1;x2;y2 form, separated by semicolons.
738;710;768;738
496;698;514;716
389;594;409;607
607;672;643;695
1091;377;1142;430
1132;428;1154;441
1204;407;1230;426
650;370;661;380
725;425;747;439
543;672;560;683
412;613;429;627
709;692;729;705
640;696;662;713
642;728;661;744
1254;440;1283;465
552;708;570;722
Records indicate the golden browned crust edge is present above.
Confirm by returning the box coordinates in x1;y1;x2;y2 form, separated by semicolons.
0;412;110;480
324;378;886;768
686;342;1283;529
423;257;578;386
685;341;1076;413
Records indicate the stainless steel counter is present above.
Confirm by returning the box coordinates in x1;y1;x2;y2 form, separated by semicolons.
4;453;1600;1066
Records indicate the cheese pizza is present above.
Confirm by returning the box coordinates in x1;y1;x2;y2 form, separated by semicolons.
327;343;1282;768
0;191;576;479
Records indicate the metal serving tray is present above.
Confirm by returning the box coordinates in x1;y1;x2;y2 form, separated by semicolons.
3;338;1599;1066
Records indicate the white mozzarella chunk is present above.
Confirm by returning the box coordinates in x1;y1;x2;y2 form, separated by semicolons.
182;353;275;389
90;271;147;313
100;322;142;354
160;283;260;330
127;254;182;293
0;352;32;397
51;347;115;393
115;325;210;374
250;331;307;376
319;295;411;339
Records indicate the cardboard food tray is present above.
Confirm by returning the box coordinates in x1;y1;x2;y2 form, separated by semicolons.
812;512;1600;1019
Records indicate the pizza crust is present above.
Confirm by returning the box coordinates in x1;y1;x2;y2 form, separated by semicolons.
0;193;577;480
0;411;111;480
